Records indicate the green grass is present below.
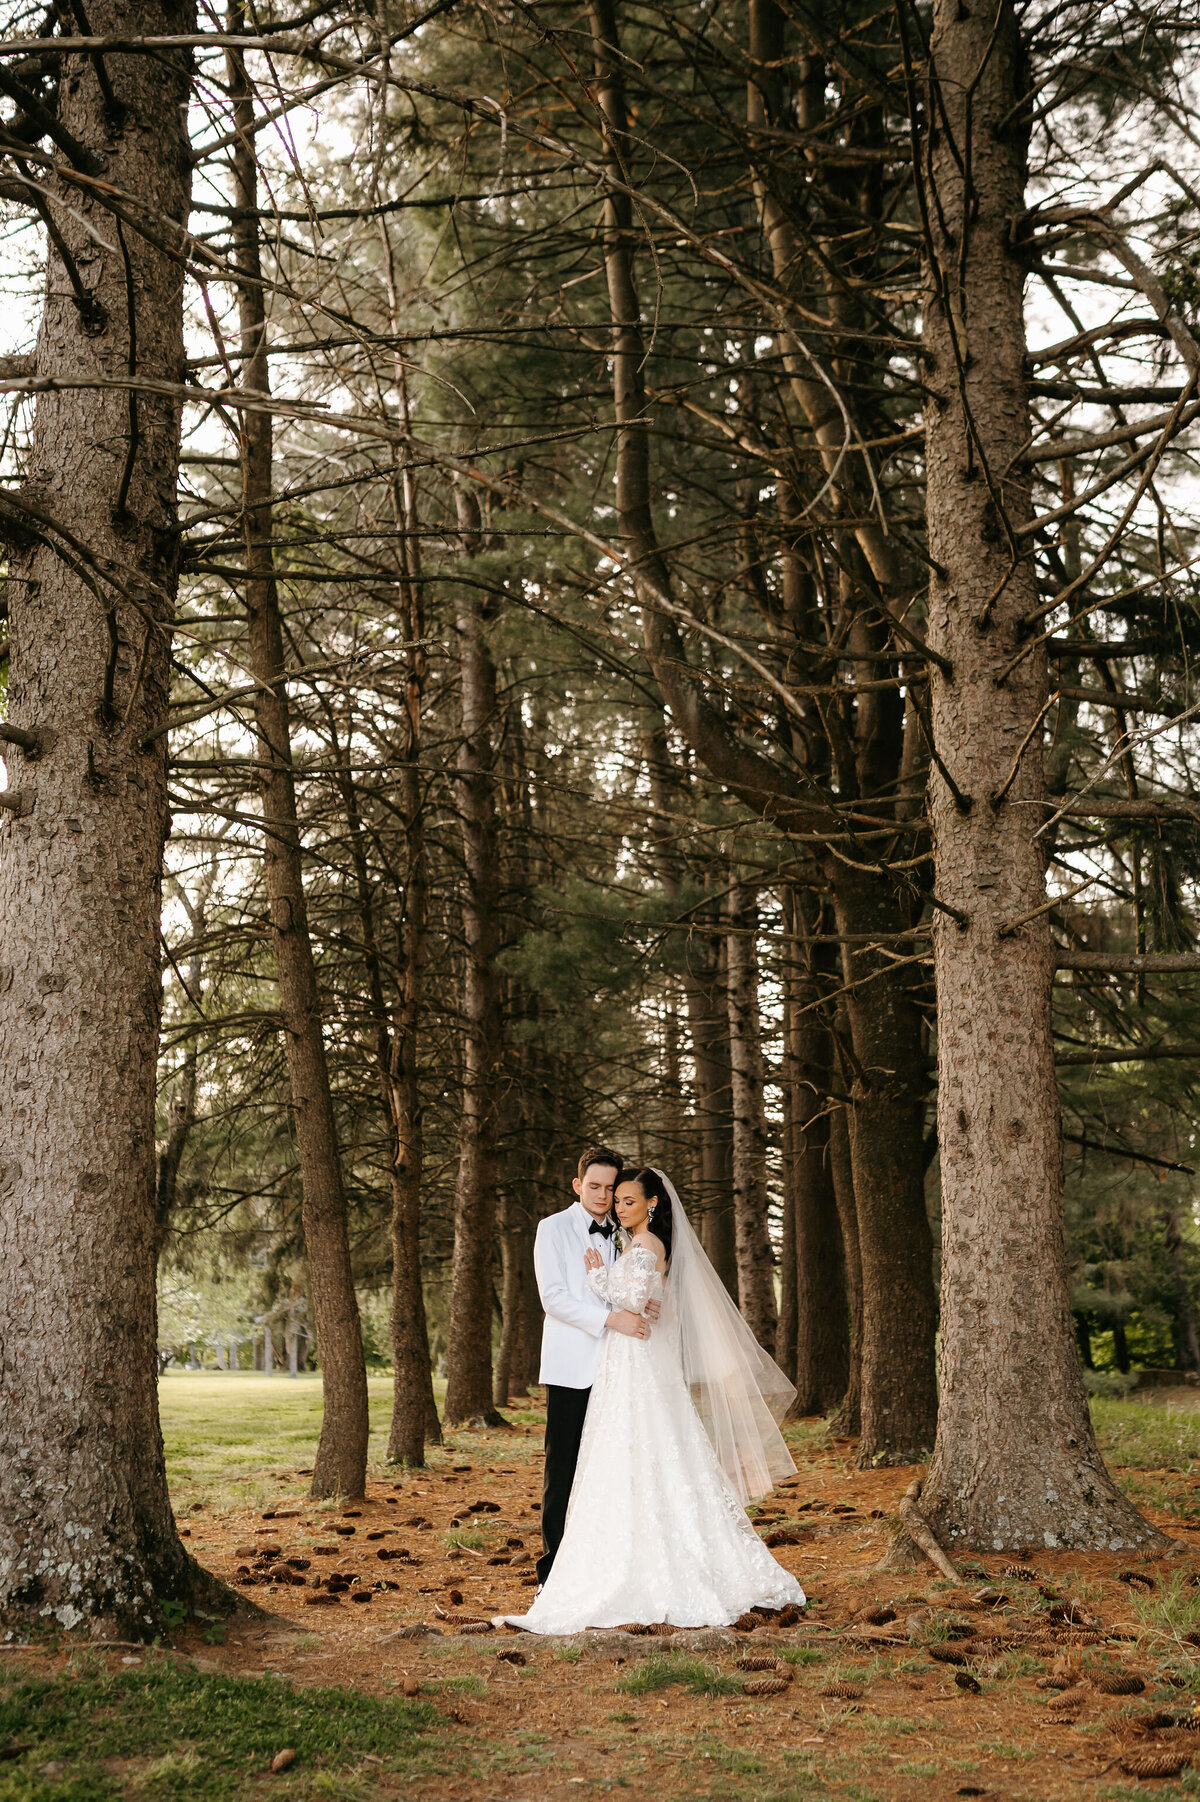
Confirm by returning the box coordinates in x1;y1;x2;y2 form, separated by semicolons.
615;1654;743;1698
156;1371;542;1512
1091;1396;1200;1471
0;1652;435;1802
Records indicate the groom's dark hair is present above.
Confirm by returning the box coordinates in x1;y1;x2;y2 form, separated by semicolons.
577;1145;622;1182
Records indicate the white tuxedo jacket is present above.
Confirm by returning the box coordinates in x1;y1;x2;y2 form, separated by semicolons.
535;1201;616;1389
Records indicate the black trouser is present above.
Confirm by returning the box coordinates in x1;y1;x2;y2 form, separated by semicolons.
537;1383;591;1585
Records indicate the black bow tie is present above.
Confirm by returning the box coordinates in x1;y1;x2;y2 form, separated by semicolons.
589;1218;613;1238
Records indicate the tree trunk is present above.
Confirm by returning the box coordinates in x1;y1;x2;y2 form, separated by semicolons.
831;865;939;1463
688;946;739;1299
1164;1205;1200;1374
493;1191;525;1408
443;494;505;1427
784;891;849;1414
916;0;1158;1548
0;0;230;1638
725;882;778;1349
827;1102;862;1436
226;16;368;1501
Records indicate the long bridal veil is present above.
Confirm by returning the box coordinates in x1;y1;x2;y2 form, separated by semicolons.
652;1168;797;1503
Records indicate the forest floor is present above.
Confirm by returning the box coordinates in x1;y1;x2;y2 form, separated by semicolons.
6;1377;1200;1802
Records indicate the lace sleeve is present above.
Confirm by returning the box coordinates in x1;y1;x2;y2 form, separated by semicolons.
585;1263;613;1303
619;1248;665;1314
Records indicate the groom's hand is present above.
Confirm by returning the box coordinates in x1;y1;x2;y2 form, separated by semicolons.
606;1309;649;1338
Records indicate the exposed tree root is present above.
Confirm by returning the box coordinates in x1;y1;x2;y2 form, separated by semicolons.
877;1478;960;1582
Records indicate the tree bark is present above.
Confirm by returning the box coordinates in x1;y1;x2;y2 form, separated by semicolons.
0;0;227;1635
832;866;939;1464
827;1101;863;1436
227;16;367;1500
916;0;1158;1548
443;491;505;1427
784;891;849;1414
725;882;778;1349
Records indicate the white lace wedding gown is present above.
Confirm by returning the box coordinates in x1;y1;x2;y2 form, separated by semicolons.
502;1245;806;1633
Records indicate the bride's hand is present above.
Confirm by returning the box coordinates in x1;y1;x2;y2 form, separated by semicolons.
643;1299;661;1323
583;1245;603;1272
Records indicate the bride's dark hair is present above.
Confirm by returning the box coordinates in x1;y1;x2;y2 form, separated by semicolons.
617;1167;673;1264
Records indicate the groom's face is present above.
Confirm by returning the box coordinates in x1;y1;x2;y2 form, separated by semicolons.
573;1162;619;1220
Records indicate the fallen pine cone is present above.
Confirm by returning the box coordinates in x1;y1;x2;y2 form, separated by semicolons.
497;1649;527;1665
269;1750;296;1774
1094;1673;1146;1695
737;1654;782;1671
928;1645;968;1667
857;1606;897;1626
1120;1753;1190;1779
304;1593;341;1606
1117;1570;1156;1592
617;1622;654;1635
743;1676;791;1697
777;1604;805;1626
334;1526;356;1537
349;1592;373;1604
1045;1685;1089;1711
954;1672;982;1694
1002;1564;1037;1582
819;1682;864;1700
1036;1675;1074;1690
459;1620;494;1635
764;1529;801;1547
520;1576;538;1588
732;1614;761;1633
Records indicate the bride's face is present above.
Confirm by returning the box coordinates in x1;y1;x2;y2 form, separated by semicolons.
614;1180;651;1234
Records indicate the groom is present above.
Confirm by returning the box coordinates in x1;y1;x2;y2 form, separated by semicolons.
533;1145;657;1585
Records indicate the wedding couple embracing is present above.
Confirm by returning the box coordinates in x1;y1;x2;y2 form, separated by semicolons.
498;1147;806;1634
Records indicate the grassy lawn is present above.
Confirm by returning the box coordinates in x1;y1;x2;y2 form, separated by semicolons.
0;1655;437;1802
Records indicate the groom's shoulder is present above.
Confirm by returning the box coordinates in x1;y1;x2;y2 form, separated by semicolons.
537;1204;577;1239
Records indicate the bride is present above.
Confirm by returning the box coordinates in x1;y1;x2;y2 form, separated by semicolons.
500;1167;806;1633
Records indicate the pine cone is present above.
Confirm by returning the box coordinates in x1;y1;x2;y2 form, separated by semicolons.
743;1676;791;1696
497;1649;526;1665
954;1672;982;1694
1117;1569;1156;1591
458;1620;494;1635
1002;1564;1037;1582
819;1682;865;1700
928;1645;968;1667
1094;1673;1146;1695
737;1654;782;1671
1045;1684;1088;1711
765;1529;801;1547
1120;1754;1190;1779
732;1613;761;1632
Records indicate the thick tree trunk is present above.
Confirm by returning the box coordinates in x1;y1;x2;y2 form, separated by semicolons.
832;866;938;1464
916;0;1158;1548
725;882;778;1349
227;20;368;1500
0;0;226;1636
443;506;505;1427
784;892;849;1414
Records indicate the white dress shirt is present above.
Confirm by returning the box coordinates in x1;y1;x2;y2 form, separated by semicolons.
534;1201;616;1388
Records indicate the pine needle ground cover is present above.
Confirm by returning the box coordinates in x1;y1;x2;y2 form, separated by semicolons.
4;1377;1200;1802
